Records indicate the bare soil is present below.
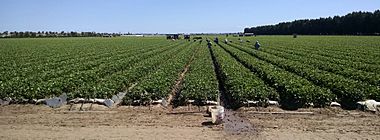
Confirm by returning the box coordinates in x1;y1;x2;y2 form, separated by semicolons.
0;104;379;140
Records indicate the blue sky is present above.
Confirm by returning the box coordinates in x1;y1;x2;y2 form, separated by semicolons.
0;0;379;33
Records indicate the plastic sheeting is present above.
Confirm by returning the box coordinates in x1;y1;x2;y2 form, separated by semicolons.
330;102;341;107
243;100;279;106
111;92;126;106
0;98;11;106
357;100;380;112
45;93;67;108
104;99;114;107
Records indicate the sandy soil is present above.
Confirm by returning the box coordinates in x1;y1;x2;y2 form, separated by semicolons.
0;104;379;140
238;107;380;140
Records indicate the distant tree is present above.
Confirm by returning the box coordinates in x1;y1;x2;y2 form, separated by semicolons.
0;30;125;38
245;10;380;35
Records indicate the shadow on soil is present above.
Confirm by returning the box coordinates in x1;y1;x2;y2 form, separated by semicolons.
201;121;218;126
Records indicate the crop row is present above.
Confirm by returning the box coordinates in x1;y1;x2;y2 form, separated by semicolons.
209;42;279;108
236;37;380;73
176;42;219;106
88;41;190;100
236;42;380;86
289;38;380;64
271;45;379;73
0;40;173;81
0;41;187;100
245;41;380;73
125;42;196;104
228;42;380;109
244;36;380;64
219;42;334;109
0;38;168;65
277;45;379;72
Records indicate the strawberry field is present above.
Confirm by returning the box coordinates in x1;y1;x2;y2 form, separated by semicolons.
0;36;379;109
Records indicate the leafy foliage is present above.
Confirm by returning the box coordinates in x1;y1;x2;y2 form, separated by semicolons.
212;43;279;108
177;42;219;106
0;36;379;110
220;43;334;109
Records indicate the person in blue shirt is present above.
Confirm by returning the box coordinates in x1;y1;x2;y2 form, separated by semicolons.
254;41;261;50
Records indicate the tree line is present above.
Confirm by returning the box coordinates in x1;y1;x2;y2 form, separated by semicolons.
0;31;122;38
244;10;380;35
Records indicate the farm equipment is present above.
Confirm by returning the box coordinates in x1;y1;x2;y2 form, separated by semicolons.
184;35;190;40
166;34;179;40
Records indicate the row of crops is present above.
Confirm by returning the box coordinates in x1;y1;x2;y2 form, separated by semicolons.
0;36;379;109
175;41;219;106
0;38;187;100
0;38;222;107
215;36;379;109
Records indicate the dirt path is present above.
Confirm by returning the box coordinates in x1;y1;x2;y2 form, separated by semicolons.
0;104;223;140
238;107;380;140
1;105;379;139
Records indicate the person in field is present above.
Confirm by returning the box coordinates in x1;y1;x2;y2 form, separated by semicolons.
254;41;261;50
207;40;212;48
214;37;219;44
224;38;228;44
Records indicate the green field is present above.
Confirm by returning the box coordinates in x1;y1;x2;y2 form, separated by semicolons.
0;36;379;109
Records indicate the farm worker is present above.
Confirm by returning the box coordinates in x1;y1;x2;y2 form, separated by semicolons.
207;41;212;48
214;37;219;44
254;41;261;50
224;38;228;44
